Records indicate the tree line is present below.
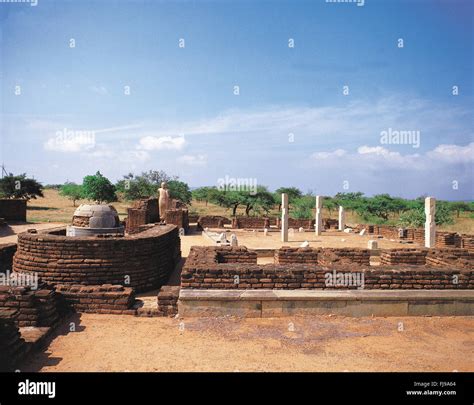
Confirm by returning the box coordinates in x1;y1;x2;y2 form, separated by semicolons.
0;172;472;227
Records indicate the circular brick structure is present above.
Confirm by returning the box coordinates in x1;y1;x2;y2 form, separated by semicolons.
13;225;180;292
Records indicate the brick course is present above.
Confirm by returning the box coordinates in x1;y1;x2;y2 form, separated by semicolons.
13;225;181;292
181;246;474;290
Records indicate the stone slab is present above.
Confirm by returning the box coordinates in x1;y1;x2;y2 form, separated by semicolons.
178;289;474;317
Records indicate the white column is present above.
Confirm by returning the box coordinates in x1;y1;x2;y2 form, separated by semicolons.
338;206;345;231
281;193;289;242
315;195;323;235
425;197;436;248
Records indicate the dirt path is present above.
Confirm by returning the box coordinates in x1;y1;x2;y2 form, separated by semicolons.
21;314;474;372
0;223;65;244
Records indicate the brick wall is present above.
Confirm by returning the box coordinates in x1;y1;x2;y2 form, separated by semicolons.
460;234;474;250
288;218;315;230
197;216;231;229
231;217;269;229
132;198;159;223
357;223;473;249
182;263;473;290
181;246;474;290
55;284;136;315
157;285;180;317
13;225;181;292
0;199;27;222
216;246;258;263
125;208;148;233
0;243;17;273
426;248;474;269
165;209;189;232
0;308;29;371
323;219;339;229
318;248;371;266
275;247;319;264
381;249;427;265
0;285;59;327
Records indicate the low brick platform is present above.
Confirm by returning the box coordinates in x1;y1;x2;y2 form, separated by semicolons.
13;224;181;292
157;286;180;317
0;309;30;371
182;246;473;291
55;284;136;315
178;289;474;317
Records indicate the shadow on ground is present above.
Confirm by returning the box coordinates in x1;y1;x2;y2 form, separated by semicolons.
19;312;85;372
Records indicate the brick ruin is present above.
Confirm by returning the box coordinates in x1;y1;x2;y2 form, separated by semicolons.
0;285;60;327
181;246;474;290
357;224;473;249
13;225;180;292
197;215;334;230
0;243;16;273
197;215;232;229
125;198;159;233
165;209;190;233
0;199;27;222
0;218;185;368
0;197;473;369
0;308;29;371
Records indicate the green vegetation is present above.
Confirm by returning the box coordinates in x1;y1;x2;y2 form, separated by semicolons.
0;173;44;200
59;182;84;206
82;171;117;204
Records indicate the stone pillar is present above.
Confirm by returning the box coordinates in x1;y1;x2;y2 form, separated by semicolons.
315;195;323;235
338;206;345;231
281;193;289;242
425;197;436;248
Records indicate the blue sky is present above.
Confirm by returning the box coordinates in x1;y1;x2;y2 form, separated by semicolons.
1;0;473;199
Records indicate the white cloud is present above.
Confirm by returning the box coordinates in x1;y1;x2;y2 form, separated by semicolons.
177;154;207;166
427;142;474;163
44;134;95;153
309;143;472;169
84;143;150;162
137;136;186;151
311;149;346;159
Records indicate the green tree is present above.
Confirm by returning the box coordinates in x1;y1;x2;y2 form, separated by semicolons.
275;187;302;211
449;201;472;218
356;194;403;221
192;186;219;206
211;190;244;216
168;180;192;205
398;203;454;227
116;173;156;200
59;182;83;206
323;197;338;217
82;171;117;204
241;186;275;216
116;170;180;201
0;173;44;200
291;195;314;219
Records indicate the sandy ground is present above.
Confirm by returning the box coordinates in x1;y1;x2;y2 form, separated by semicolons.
20;313;474;372
0;222;66;244
179;228;418;256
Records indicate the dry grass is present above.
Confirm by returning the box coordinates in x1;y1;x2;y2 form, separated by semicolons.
27;189;132;223
26;190;473;234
